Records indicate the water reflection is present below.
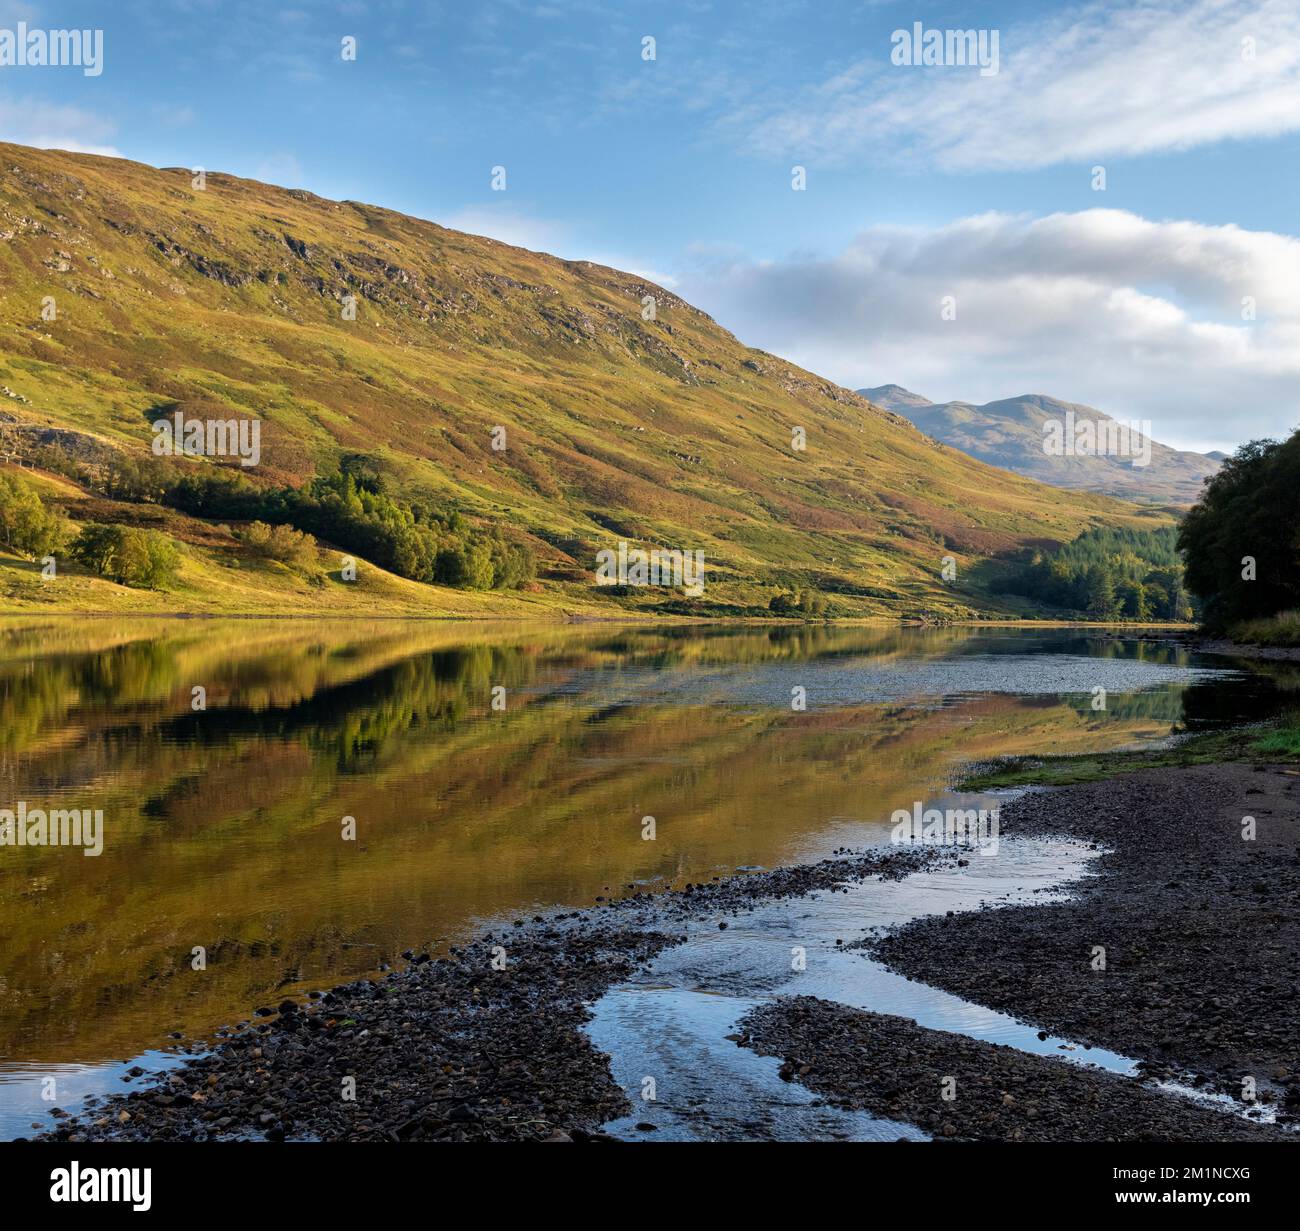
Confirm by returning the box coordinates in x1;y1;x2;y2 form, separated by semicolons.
0;620;1282;1082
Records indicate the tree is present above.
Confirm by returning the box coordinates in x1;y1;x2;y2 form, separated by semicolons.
798;589;827;617
434;542;493;589
1116;578;1151;620
103;455;172;504
72;524;181;589
143;452;538;592
1178;437;1300;630
489;539;536;589
0;472;69;557
1004;526;1193;621
1085;566;1119;620
71;523;122;575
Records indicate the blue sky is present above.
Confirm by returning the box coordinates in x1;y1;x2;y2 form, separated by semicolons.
4;0;1300;450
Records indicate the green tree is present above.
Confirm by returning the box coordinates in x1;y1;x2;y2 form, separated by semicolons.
0;472;70;557
72;524;181;589
1178;437;1300;630
1004;525;1194;621
103;455;172;504
798;589;827;617
1116;578;1151;620
1085;566;1119;619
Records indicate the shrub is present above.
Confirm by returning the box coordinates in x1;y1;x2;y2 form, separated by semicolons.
769;589;826;617
236;520;315;565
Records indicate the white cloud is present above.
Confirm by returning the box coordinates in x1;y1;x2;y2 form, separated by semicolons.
0;96;120;156
436;206;571;254
740;0;1300;170
22;136;120;155
252;152;305;187
436;205;677;286
677;209;1300;451
615;265;678;289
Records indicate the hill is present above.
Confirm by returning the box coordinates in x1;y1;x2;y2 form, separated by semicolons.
859;386;1218;506
0;144;1167;617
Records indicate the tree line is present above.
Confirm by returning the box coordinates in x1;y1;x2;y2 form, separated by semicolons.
0;471;180;588
1002;526;1194;621
1178;435;1300;632
0;450;539;593
105;451;536;591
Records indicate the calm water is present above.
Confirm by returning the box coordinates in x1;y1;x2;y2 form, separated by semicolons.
0;619;1286;1138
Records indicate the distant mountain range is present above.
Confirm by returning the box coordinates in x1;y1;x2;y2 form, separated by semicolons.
858;385;1220;506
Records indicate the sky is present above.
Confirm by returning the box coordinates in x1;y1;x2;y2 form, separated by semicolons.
2;0;1299;451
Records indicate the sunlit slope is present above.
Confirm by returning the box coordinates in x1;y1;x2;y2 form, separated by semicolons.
0;144;1167;616
0;471;590;616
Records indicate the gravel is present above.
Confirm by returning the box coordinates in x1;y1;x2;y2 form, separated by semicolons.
739;997;1289;1142
871;762;1300;1127
33;846;941;1142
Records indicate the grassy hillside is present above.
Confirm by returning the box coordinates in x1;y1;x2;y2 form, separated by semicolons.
0;143;1168;617
0;470;583;616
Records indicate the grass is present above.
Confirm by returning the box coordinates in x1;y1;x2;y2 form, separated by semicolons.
1246;719;1300;757
1226;611;1300;647
0;141;1171;618
960;714;1300;790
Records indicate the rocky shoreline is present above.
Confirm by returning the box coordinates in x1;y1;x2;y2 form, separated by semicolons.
872;762;1300;1127
1193;638;1300;662
31;846;943;1142
740;998;1289;1141
28;761;1298;1144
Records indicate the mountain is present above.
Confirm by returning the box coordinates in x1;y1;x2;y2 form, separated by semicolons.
0;144;1166;617
858;386;1219;506
856;383;934;414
